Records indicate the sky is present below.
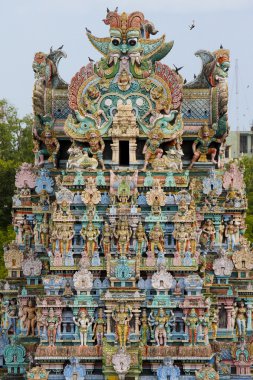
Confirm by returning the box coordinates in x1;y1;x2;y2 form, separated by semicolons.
0;0;253;131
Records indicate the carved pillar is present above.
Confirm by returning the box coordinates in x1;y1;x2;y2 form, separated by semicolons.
105;310;112;334
134;310;141;335
246;302;252;331
164;230;169;250
106;253;111;277
135;254;140;279
226;307;233;329
213;216;221;244
111;140;119;164
129;138;137;164
16;222;23;244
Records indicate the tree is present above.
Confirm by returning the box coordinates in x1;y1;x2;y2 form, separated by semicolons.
0;226;15;278
241;156;253;242
0;99;33;278
0;99;33;162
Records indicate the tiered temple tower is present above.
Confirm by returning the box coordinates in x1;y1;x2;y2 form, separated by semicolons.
1;8;253;380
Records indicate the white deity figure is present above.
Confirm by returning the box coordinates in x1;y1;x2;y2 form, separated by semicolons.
73;310;93;346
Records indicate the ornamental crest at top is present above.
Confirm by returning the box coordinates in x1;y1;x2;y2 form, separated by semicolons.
65;8;183;142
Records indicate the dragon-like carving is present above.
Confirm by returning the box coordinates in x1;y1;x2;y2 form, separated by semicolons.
64;7;184;167
185;48;230;138
88;10;173;79
32;46;67;116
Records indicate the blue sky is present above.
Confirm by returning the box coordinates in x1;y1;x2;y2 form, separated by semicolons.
0;0;253;130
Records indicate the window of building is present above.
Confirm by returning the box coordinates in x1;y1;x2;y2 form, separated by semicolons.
240;135;247;153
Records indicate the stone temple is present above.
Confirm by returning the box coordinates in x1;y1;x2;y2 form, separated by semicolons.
1;8;253;380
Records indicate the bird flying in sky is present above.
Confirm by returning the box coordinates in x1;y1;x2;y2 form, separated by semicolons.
189;20;195;30
173;64;184;74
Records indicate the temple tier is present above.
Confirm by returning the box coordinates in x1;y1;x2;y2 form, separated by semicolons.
1;8;252;380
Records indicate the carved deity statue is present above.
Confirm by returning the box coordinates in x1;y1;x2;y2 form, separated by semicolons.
33;124;60;168
225;220;238;250
112;303;133;348
53;223;75;254
63;280;74;298
151;308;169;346
80;221;99;258
149;222;164;254
199;219;215;249
114;220;132;255
73;309;93;346
7;298;18;334
135;222;147;254
173;223;189;254
140;309;150;346
101;222;112;256
45;308;60;346
67;142;98;170
84;129;106;170
142;128;164;170
93;308;105;346
189;124;226;168
21;219;34;248
211;308;219;340
40;214;49;248
236;301;247;337
198;312;210;345
184;308;199;346
23;300;37;336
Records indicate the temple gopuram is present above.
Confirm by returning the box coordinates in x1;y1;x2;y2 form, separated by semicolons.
1;8;253;380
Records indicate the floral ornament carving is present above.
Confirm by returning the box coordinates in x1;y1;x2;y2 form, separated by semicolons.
213;248;233;276
42;275;64;294
55;186;74;204
73;267;93;294
63;357;86;380
27;366;49;380
174;189;191;205
4;339;26;366
35;169;54;194
195;364;219;380
146;179;166;214
223;161;244;191
184;274;203;290
151;265;174;291
173;198;196;223
157;358;180;380
15;163;36;189
3;242;23;270
202;168;222;196
81;177;101;206
112;349;131;380
22;251;42;276
232;241;253;270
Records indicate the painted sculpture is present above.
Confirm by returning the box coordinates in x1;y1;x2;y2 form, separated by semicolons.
1;7;252;380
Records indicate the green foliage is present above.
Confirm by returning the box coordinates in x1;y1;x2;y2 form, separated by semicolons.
241;156;253;242
0;226;15;278
0;99;33;162
0;159;17;228
241;156;253;193
0;99;33;278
